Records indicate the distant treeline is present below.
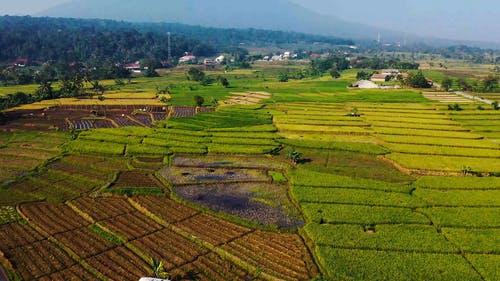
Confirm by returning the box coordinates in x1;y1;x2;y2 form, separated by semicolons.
0;16;209;64
0;16;353;65
352;57;419;70
425;45;499;64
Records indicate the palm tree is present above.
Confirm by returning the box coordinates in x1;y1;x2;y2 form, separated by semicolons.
151;257;168;279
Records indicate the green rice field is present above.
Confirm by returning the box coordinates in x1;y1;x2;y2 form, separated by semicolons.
1;65;499;281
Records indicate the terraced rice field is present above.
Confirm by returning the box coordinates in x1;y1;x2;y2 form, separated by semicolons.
0;131;69;184
223;91;272;105
350;103;500;173
422;92;472;103
291;168;499;281
1;73;499;281
272;100;499;281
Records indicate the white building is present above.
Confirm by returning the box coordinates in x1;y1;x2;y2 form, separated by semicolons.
215;55;225;64
179;55;197;64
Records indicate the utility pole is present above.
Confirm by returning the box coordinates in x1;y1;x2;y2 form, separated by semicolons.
167;32;172;63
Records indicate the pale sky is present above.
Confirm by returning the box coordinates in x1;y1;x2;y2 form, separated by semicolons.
290;0;500;43
1;0;499;43
0;0;70;15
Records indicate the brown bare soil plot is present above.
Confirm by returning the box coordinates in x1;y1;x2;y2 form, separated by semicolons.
85;246;150;280
53;227;116;259
37;265;98;281
48;161;113;182
170;252;264;281
222;230;318;281
171;106;197;118
131;228;209;269
0;223;44;253
130;113;154;127
70;196;136;222
6;239;78;280
19;202;88;235
131;195;199;223
101;211;163;240
112;171;163;188
175;213;251;245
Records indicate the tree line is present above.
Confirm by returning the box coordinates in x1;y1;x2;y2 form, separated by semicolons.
441;75;499;93
0;62;131;111
0;16;212;65
0;16;353;65
352;57;419;70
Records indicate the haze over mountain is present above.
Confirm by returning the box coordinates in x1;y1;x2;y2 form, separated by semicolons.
3;0;497;48
37;0;407;41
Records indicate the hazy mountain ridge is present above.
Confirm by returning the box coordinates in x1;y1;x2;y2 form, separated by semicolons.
38;0;500;49
38;0;398;40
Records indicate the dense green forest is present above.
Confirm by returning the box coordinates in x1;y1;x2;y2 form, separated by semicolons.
0;16;353;64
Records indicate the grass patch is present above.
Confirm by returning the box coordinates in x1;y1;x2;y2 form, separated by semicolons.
383;143;500;158
63;139;125;155
89;224;124;245
443;228;500;254
106;187;164;196
414;189;500;207
301;203;429;225
317;247;482;281
386;153;500;172
280;139;387;155
306;223;458;253
290;169;412;193
413;176;500;189
126;144;171;156
268;171;287;182
467;254;500;281
417;207;500;227
0;206;22;224
207;143;276;154
292;186;425;207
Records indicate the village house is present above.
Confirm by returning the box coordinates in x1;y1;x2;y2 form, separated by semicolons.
271;55;283;61
381;69;400;75
371;73;390;82
12;58;28;67
203;59;215;66
125;61;142;73
178;55;197;64
215;55;225;64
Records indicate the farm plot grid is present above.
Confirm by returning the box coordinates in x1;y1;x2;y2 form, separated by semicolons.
2;155;124;205
0;105;216;131
0;194;318;281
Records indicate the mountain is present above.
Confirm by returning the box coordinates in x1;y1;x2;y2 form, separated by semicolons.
38;0;400;41
38;0;500;49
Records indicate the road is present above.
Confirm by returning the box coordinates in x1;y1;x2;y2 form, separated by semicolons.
454;91;494;105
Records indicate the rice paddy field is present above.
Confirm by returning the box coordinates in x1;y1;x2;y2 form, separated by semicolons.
0;65;499;280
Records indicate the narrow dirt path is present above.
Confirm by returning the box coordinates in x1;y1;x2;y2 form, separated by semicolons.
454;91;494;105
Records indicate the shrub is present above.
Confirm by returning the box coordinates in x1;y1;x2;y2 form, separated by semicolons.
194;95;204;106
286;149;302;164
